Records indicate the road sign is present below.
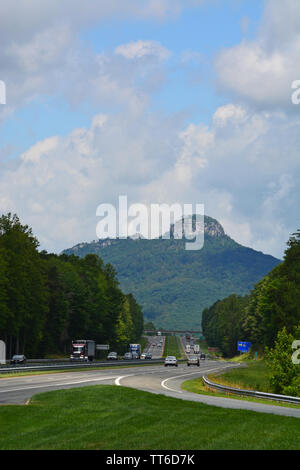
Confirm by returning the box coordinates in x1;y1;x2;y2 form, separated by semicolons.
237;341;251;353
0;340;5;364
96;345;109;350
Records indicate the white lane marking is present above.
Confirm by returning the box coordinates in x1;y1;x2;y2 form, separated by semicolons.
0;376;118;394
115;375;134;386
160;365;239;394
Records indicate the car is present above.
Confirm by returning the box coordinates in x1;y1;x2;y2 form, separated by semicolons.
145;353;152;360
200;353;206;360
123;352;133;360
10;355;26;365
152;343;156;347
187;355;200;366
140;353;146;359
107;352;118;360
131;352;140;360
164;356;178;367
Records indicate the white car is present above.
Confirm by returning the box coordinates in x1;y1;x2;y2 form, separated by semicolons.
164;356;178;367
140;353;146;359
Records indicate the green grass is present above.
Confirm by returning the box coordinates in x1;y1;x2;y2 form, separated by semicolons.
140;336;148;352
0;385;299;450
163;336;184;359
212;360;272;393
182;378;300;410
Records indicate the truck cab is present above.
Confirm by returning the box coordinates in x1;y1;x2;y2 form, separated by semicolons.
70;340;95;362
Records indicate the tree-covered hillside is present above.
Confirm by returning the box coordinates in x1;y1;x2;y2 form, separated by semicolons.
0;213;144;358
63;216;280;330
202;229;300;356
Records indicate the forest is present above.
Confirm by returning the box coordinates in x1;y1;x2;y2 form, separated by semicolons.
0;213;144;358
202;229;300;357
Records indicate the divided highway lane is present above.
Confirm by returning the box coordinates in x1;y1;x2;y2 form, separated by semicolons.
0;370;122;404
116;361;300;419
0;361;221;404
1;361;300;418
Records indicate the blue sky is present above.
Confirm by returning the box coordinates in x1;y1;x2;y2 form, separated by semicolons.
1;0;263;158
0;0;299;257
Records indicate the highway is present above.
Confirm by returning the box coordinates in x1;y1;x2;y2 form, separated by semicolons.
1;359;300;418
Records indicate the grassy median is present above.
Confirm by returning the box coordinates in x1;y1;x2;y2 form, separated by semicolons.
0;385;299;450
163;335;184;359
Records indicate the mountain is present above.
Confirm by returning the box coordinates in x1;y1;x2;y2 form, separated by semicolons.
62;215;281;330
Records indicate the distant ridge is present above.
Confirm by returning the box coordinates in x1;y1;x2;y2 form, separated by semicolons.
63;215;281;330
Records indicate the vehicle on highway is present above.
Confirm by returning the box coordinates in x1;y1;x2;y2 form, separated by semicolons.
193;344;200;354
131;352;140;360
164;356;178;367
129;343;141;359
187;355;200;366
200;353;206;360
123;352;133;360
145;353;152;360
140;353;146;359
107;352;118;360
10;355;26;365
185;344;191;354
70;340;95;362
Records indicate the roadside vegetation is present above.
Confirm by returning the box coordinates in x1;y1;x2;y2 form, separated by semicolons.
202;229;300;397
0;213;144;359
181;377;300;410
163;335;184;359
0;385;299;450
209;360;272;393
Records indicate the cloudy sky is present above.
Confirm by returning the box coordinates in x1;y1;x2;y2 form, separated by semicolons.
0;0;299;258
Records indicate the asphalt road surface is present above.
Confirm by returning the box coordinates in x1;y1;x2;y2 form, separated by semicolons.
143;335;165;358
1;360;300;418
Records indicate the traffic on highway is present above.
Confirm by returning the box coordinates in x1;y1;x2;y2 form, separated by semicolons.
1;335;299;418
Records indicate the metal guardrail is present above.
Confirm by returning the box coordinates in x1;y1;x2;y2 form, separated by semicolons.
0;357;189;374
202;375;300;405
0;358;166;374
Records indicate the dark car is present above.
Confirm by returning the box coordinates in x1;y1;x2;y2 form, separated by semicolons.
10;355;26;365
107;352;118;360
187;355;200;366
145;353;152;360
200;353;206;360
123;352;133;360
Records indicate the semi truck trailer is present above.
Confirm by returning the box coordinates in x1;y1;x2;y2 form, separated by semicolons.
70;340;96;362
129;344;141;359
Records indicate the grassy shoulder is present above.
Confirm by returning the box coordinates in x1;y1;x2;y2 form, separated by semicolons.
211;359;272;393
0;385;300;450
181;378;300;410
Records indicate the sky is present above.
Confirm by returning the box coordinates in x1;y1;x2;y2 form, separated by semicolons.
0;0;300;258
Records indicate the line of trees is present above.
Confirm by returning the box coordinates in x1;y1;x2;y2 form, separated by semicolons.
0;213;144;358
202;229;300;357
